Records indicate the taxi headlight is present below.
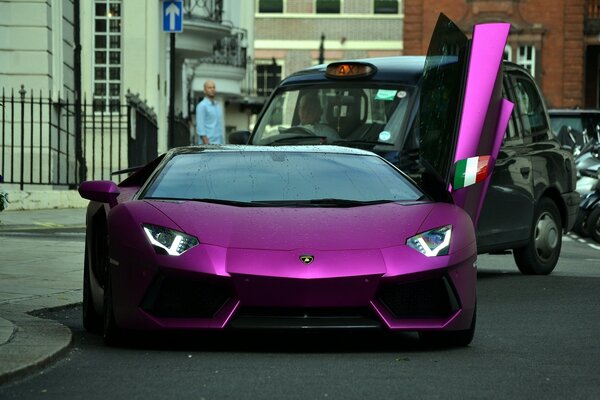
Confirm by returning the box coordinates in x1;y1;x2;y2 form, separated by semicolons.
407;225;452;257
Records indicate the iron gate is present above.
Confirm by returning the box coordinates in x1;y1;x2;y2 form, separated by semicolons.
0;87;158;188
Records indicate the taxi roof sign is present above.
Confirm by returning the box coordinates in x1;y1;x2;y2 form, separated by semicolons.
325;62;377;79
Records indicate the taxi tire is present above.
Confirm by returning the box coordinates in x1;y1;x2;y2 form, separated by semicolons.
513;197;562;275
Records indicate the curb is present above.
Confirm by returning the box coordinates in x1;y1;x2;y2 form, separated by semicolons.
0;307;74;385
1;190;88;211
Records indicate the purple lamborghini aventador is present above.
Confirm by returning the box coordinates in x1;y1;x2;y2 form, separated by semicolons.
79;14;513;346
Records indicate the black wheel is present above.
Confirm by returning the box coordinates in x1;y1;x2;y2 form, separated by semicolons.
588;207;600;243
513;197;562;275
82;243;102;333
573;209;591;237
419;306;476;347
102;269;123;346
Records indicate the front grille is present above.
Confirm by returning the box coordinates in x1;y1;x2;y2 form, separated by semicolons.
229;307;382;330
140;273;233;318
377;276;460;318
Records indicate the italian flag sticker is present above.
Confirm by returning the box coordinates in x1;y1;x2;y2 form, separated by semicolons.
453;155;491;190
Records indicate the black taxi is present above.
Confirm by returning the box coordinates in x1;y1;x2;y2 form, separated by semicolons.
231;20;579;276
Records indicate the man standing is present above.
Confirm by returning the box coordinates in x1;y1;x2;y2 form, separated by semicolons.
196;80;224;144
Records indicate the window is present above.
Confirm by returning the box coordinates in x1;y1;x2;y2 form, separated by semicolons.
503;45;512;62
93;0;122;112
251;85;413;147
510;72;548;138
374;0;398;14
256;62;282;96
316;0;340;14
258;0;283;13
516;45;535;77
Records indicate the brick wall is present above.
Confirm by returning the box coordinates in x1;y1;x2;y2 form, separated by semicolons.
256;19;402;41
255;3;403;77
403;0;587;108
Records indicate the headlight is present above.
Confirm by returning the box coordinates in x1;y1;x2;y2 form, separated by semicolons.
406;225;452;257
142;224;199;256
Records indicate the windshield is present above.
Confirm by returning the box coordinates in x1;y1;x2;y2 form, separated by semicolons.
251;85;414;150
141;150;424;205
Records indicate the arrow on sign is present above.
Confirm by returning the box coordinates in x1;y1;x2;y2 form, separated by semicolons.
165;2;181;31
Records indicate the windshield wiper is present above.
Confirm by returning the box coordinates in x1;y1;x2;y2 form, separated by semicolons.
330;139;395;147
265;135;326;145
144;197;257;206
190;198;258;207
307;198;394;207
235;199;395;207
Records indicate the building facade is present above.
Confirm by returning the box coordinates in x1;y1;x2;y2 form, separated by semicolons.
0;0;256;193
0;0;76;97
184;0;256;142
404;0;598;109
253;0;404;96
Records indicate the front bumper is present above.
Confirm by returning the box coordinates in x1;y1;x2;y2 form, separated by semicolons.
109;243;477;333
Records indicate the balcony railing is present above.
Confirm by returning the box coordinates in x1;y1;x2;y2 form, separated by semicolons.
183;0;223;23
198;29;248;69
586;0;600;34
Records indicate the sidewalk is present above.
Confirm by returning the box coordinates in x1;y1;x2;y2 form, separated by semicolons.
0;207;86;384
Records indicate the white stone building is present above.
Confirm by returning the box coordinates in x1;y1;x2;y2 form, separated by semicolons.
0;0;257;205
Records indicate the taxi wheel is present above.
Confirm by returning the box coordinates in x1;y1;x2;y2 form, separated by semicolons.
588;207;600;243
513;197;562;275
419;306;476;347
82;243;102;333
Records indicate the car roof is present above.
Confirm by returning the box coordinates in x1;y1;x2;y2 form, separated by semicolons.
281;56;427;86
166;145;378;157
278;56;525;87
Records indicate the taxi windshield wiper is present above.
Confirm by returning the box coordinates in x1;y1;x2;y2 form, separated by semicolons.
330;139;395;147
265;135;326;145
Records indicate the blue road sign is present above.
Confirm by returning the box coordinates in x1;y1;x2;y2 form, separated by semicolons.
163;0;183;33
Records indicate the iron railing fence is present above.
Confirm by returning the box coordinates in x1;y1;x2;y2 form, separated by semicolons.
199;28;248;68
0;87;157;189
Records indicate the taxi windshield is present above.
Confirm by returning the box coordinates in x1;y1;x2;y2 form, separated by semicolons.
251;85;414;150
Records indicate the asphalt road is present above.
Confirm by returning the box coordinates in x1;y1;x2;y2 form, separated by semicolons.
0;234;599;400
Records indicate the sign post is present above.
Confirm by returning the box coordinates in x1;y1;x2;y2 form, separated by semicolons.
162;0;183;148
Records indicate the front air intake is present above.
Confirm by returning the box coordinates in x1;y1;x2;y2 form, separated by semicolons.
377;276;460;318
140;273;233;318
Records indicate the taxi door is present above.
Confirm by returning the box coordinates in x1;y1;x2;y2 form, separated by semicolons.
418;13;513;225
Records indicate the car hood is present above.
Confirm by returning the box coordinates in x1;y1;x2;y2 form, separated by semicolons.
146;200;439;251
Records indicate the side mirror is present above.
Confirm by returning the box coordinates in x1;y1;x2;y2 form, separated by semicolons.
78;180;120;208
229;130;251;144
